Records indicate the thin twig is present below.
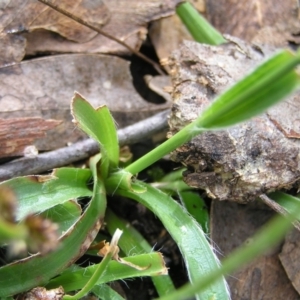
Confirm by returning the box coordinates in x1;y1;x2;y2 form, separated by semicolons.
0;110;170;181
37;0;164;75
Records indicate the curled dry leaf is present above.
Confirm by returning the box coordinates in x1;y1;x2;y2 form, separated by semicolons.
0;54;168;154
0;34;26;68
168;38;300;203
26;0;180;57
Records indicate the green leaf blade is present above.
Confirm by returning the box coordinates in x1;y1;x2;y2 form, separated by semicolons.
117;182;229;300
196;50;300;129
157;192;300;300
179;191;209;234
72;93;119;175
126;50;300;175
0;168;92;221
41;200;82;235
0;156;106;297
176;2;226;45
47;253;167;292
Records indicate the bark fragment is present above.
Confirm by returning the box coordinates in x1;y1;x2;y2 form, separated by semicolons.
168;38;300;203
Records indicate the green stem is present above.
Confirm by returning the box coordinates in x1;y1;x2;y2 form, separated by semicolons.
63;252;113;300
125;123;203;175
125;50;300;176
105;209;175;296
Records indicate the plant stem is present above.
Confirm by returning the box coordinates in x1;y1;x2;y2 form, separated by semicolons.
125;122;203;175
63;252;113;300
105;209;175;296
63;229;122;299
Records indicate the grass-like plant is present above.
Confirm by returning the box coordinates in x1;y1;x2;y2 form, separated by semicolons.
1;2;300;300
1;48;300;299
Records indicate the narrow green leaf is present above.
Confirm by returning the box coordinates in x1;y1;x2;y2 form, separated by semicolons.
197;50;300;129
116;181;229;300
0;155;106;297
157;193;300;300
153;180;190;193
153;171;209;233
72;92;119;177
63;240;115;300
0;168;92;221
159;169;186;182
179;191;209;234
47;253;167;292
176;2;226;45
152;169;191;193
105;169;146;194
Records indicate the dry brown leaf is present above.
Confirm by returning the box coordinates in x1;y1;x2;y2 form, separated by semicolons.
167;39;300;203
206;0;300;47
0;0;109;66
0;33;26;67
0;54;168;153
279;229;300;296
0;118;61;157
5;0;109;42
210;200;299;300
1;0;180;66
